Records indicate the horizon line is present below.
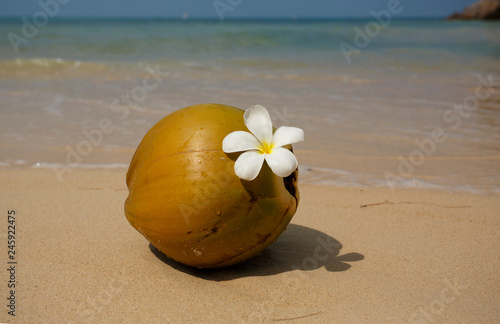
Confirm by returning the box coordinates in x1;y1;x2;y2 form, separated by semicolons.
0;15;456;21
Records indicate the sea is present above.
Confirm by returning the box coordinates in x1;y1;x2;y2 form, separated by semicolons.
0;18;499;194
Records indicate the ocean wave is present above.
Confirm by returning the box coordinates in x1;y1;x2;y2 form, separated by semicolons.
31;162;129;170
298;165;499;195
0;58;116;78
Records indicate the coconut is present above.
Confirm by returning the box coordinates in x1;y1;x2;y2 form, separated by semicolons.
125;103;299;268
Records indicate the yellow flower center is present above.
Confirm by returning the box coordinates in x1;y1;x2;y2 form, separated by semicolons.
258;141;273;155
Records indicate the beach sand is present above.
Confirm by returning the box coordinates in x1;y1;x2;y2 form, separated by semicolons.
1;169;498;323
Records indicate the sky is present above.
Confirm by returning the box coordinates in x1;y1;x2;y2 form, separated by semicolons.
0;0;478;19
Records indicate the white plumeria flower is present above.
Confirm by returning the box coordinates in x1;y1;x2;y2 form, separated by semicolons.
222;105;305;181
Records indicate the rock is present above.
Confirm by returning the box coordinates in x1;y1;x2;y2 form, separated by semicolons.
447;0;500;20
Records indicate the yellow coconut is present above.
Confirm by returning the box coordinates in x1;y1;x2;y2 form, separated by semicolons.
125;103;299;268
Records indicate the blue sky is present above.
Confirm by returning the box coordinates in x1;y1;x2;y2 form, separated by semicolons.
1;0;477;19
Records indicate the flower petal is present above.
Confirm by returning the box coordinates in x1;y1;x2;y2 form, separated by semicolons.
271;126;305;147
222;131;261;153
244;105;273;143
234;150;265;181
264;147;298;178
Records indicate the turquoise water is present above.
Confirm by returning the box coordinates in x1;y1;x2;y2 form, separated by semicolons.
1;19;499;192
1;19;499;73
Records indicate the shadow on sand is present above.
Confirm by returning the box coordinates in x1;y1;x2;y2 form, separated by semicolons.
149;224;364;281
